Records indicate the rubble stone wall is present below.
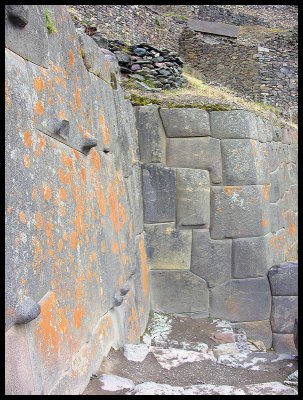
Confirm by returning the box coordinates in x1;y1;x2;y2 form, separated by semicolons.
135;105;298;350
5;5;149;395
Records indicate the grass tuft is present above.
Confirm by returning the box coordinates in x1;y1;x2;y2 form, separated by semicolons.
45;8;57;34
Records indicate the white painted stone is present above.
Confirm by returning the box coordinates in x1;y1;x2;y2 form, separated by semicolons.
99;374;135;391
123;344;150;362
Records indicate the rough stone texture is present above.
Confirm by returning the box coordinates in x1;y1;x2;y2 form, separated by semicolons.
15;297;41;324
232;235;272;278
5;5;49;68
150;271;209;314
142;164;176;223
210;111;259;140
166;137;222;183
210;278;271;322
187;18;239;38
5;325;35;395
210;185;270;239
231;320;272;349
191;230;232;288
270;296;298;334
144;223;192;270
176;169;210;227
272;333;297;355
134;106;166;164
159;108;210;137
221;139;269;185
268;263;298;296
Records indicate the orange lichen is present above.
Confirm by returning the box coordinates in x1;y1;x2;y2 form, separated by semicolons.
42;185;52;201
98;113;110;145
59;187;67;202
100;240;106;253
90;149;101;175
58;110;65;119
54;76;61;86
19;211;26;224
288;223;296;237
23;154;31;168
47;97;53;105
5;80;11;109
70;231;77;250
261;219;268;227
23;130;32;148
111;240;119;255
118;274;123;288
57;238;63;252
68;49;75;69
263;185;269;201
81;166;86;184
108;183;119;233
35;211;43;230
34;76;46;92
94;183;106;216
139;238;148;296
35;100;45;115
60;206;66;217
74;88;81;109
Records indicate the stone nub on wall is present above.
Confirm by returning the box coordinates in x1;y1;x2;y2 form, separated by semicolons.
135;105;297;351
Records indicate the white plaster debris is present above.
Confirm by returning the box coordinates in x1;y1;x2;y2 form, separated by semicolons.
145;312;172;345
217;353;268;370
99;374;135;392
179;341;209;352
142;333;151;346
213;319;233;332
213;343;240;358
244;381;298;395
127;382;184;395
150;346;216;370
271;353;295;362
123;344;150;362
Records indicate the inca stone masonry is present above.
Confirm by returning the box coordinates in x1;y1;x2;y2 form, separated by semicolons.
5;5;297;395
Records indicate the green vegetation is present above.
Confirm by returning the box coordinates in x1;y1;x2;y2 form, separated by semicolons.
255;102;281;117
155;17;162;27
143;78;156;88
44;8;57;34
130;94;161;106
80;49;85;59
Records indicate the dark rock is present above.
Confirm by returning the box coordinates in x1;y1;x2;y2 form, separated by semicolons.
120;66;132;73
158;69;171;76
115;51;131;63
91;33;108;49
133;47;147;57
131;64;141;71
130;73;145;81
293;318;298;350
6;5;29;27
152;56;164;63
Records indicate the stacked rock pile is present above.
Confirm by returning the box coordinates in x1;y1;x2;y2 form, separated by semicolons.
108;40;186;91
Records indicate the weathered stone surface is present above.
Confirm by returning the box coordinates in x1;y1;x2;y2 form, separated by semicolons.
268;262;298;296
176;168;210;227
268;229;287;266
142;164;176;223
145;223;192;270
289;144;298;164
270;296;298;333
288;163;297;186
232;235;272;278
150;270;209;314
267;142;280;173
5;325;35;395
166;137;222;183
272;333;297;355
210;185;270;239
221;139;269;185
187;19;239;38
125;163;143;236
210;278;271;322
210;111;258;140
159;108;210;137
135;105;166;163
191;230;232;287
15;297;41;324
231;320;272;349
269;169;280;203
269;203;279;233
5;5;49;68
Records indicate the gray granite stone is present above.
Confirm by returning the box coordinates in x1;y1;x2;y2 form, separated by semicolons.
231;320;272;349
210;111;258;140
272;333;297;355
270;296;298;333
268;262;298;296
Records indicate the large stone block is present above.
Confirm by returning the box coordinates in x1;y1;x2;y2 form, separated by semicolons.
272;333;297;355
270;296;298;333
269;203;279;233
191;230;232;287
176;168;210;227
150;270;209;314
231;320;272;349
210;111;258;140
269;169;280;203
145;223;192;270
255;116;272;143
125;162;143;236
267;142;280;173
210;278;271;322
268;229;287;266
221;139;269;185
5;5;49;68
232;234;272;278
210;185;270;239
135;105;166;163
159;108;210;137
187;19;239;38
142;164;176;223
166;137;222;183
268;262;298;296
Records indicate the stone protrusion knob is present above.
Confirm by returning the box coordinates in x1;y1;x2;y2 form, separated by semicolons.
56;120;70;141
15;297;41;324
7;5;29;27
82;133;97;153
120;282;130;296
113;294;124;308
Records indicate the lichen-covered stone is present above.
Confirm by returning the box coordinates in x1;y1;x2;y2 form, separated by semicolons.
159;108;210;137
144;223;192;270
231;320;272;349
210;111;259;140
191;230;232;287
268;262;298;296
270;296;298;333
210;278;271;322
176;168;210;227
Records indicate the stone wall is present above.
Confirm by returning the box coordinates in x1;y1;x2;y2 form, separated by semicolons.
135;106;297;350
5;5;149;395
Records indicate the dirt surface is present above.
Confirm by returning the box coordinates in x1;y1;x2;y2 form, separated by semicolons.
82;314;298;395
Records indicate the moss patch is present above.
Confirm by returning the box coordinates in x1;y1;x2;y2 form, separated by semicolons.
45;8;57;34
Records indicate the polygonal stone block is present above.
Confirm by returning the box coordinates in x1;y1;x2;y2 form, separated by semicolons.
191;230;232;288
268;229;287;266
135;105;166;164
271;296;298;333
256;116;273;143
176;168;210;227
125;162;143;236
269;169;280;203
288;185;298;213
270;203;279;233
210;278;271;322
142;164;176;223
289;144;298;164
159;108;210;137
150;270;209;314
272;333;297;355
268;262;298;296
267;142;280;173
144;223;192;270
166;137;222;183
221;139;269;185
232;234;272;278
210;110;259;140
210;185;271;239
5;5;49;68
231;320;272;349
